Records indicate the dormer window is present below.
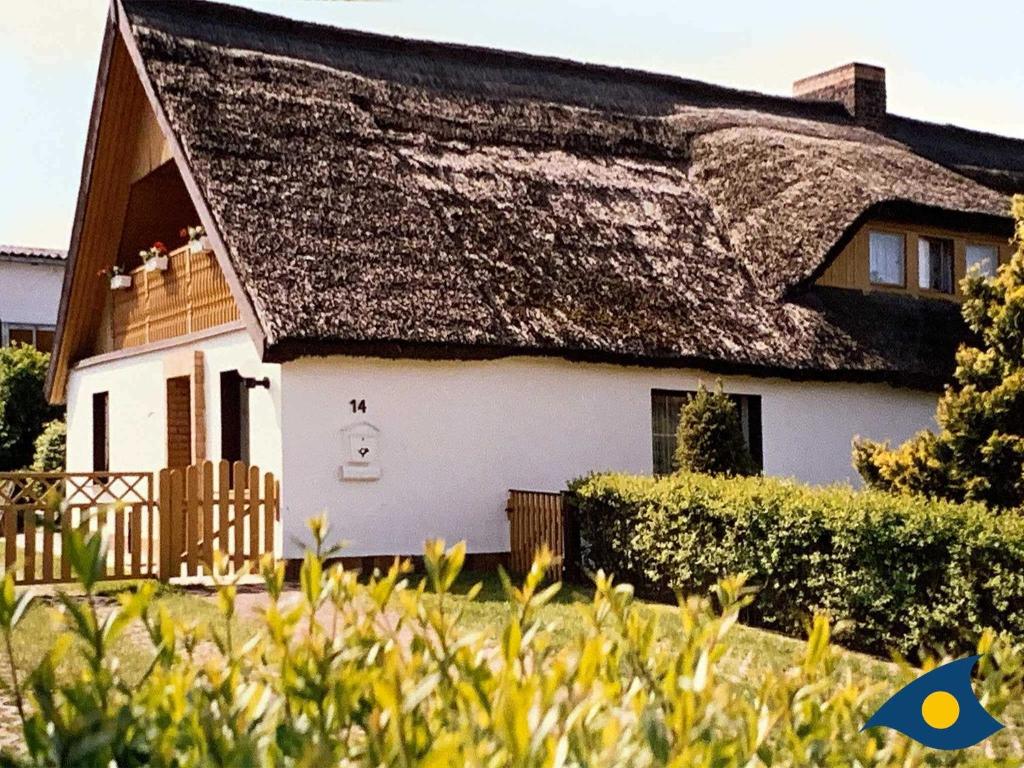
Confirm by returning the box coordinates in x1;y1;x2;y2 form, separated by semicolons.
966;243;998;278
918;236;954;293
869;231;905;286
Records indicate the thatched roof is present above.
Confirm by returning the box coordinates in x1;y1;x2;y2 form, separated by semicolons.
121;0;1020;389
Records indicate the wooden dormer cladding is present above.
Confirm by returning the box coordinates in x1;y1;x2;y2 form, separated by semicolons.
817;220;1013;300
95;245;240;354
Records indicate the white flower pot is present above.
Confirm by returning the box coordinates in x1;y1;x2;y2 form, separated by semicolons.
144;255;169;272
189;236;211;254
110;275;132;290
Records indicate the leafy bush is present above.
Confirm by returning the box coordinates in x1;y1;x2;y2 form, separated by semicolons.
674;382;757;476
30;420;65;472
0;344;61;471
4;519;1022;766
569;471;1024;658
854;195;1024;509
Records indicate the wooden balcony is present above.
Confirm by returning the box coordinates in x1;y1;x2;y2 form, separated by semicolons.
109;244;239;351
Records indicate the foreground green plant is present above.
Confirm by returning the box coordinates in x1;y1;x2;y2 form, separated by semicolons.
0;518;1021;766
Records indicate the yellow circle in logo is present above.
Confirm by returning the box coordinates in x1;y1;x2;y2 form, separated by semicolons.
921;691;960;729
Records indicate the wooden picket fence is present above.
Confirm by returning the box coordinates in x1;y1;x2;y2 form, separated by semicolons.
506;489;565;580
0;471;158;584
0;462;278;585
159;460;279;579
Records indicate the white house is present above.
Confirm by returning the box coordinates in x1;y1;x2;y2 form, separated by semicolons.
48;0;1023;563
0;246;66;352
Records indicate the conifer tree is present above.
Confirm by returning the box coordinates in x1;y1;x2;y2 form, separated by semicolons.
674;382;757;476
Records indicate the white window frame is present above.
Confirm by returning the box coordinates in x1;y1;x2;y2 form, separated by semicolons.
0;322;56;348
966;243;999;279
868;231;906;287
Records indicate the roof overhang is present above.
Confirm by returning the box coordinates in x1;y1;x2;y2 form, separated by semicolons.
0;255;67;267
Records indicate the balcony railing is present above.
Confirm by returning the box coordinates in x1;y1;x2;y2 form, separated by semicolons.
110;244;239;351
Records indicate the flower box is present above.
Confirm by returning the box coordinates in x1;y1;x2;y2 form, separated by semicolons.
188;236;212;254
110;274;132;290
144;255;169;272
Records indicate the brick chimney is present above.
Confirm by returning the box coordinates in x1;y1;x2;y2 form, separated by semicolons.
793;63;886;127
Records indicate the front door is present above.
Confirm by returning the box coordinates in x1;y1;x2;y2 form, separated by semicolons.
165;376;192;471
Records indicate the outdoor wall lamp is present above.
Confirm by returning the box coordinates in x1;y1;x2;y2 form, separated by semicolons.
243;376;271;390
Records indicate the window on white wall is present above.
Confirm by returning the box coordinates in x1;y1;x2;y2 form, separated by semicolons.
1;323;55;352
650;389;762;475
966;243;998;278
220;370;250;466
868;231;905;286
92;392;109;475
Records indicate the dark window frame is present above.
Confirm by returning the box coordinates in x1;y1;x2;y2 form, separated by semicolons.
650;389;763;475
220;370;250;467
92;392;109;477
918;236;955;294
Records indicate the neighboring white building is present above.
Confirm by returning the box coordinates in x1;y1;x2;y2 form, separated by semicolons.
0;246;66;352
49;0;1024;563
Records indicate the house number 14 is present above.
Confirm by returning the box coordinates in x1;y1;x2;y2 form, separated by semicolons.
349;399;367;414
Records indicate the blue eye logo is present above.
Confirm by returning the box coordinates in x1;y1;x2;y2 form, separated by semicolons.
863;655;1003;750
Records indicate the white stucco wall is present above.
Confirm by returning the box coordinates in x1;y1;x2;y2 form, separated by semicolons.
65;329;282;477
279;356;939;559
0;260;65;327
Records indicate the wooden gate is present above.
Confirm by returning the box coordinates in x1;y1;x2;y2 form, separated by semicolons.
0;472;158;584
159;460;279;579
506;489;565;580
0;463;278;585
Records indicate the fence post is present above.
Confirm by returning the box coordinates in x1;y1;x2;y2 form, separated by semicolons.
232;462;246;570
560;491;580;583
248;464;261;562
201;461;214;571
185;465;200;576
158;469;173;581
263;471;275;557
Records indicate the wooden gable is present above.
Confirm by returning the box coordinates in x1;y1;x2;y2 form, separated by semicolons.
47;3;262;403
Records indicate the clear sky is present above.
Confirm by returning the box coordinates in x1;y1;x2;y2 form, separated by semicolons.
1;0;1022;250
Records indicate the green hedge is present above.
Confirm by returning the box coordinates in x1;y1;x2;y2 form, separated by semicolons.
568;472;1024;657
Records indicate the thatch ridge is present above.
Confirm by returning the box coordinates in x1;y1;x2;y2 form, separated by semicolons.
122;0;855;121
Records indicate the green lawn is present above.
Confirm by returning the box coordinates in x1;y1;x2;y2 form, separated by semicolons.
425;571;895;681
4;582;229;686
